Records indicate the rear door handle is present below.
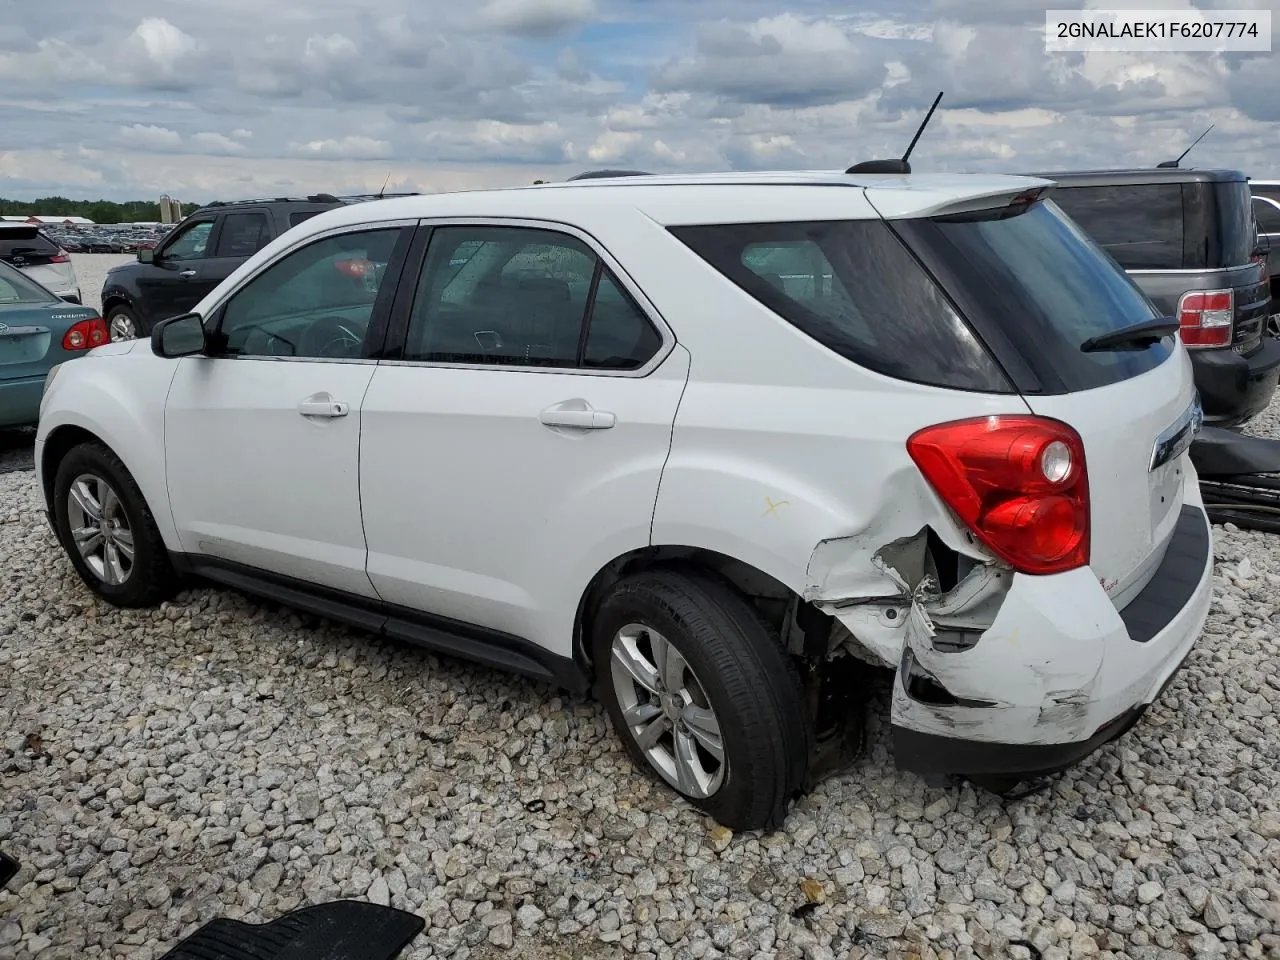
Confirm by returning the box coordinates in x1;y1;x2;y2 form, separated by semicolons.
297;398;349;418
178;269;197;279
540;400;615;430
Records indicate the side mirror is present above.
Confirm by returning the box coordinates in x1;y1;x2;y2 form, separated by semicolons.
151;313;207;358
138;248;155;264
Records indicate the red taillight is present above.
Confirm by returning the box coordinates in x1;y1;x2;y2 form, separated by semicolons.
62;317;109;351
907;415;1090;576
50;252;70;263
1177;289;1233;348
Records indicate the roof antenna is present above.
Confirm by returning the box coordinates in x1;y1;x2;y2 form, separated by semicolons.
376;171;392;198
847;91;944;175
1157;124;1213;169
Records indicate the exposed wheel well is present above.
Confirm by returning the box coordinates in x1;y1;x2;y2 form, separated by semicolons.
101;297;131;318
574;546;814;670
41;425;105;507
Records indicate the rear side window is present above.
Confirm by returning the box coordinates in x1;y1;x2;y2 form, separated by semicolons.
215;213;270;257
1190;181;1257;268
0;262;58;303
1050;184;1183;270
894;199;1171;394
290;211;324;227
671;220;1012;393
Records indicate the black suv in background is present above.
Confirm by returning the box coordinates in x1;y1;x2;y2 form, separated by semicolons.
1025;168;1278;427
1251;180;1280;319
100;195;370;341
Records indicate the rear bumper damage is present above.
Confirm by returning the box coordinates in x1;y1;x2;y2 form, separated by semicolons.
819;491;1213;782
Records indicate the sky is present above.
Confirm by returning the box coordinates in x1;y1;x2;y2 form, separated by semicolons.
0;0;1277;203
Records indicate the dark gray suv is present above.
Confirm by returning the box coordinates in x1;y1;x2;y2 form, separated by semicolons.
1251;180;1280;321
1026;168;1278;427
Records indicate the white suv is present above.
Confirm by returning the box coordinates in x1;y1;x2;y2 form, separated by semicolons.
35;172;1213;829
0;224;81;303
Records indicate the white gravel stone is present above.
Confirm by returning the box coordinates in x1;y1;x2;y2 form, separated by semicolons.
3;384;1280;960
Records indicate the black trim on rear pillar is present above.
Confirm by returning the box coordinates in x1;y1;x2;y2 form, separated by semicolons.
169;553;590;693
1119;504;1210;644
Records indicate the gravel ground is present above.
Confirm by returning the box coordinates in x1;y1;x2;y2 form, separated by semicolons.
2;330;1280;960
72;253;134;315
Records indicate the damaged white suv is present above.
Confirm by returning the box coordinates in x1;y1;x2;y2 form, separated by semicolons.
36;171;1213;830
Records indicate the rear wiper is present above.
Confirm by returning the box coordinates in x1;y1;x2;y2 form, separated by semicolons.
1080;316;1179;353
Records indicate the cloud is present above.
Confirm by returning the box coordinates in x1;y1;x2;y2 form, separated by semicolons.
191;132;247;153
654;15;890;107
0;2;1275;202
478;0;596;37
291;136;393;159
118;124;183;150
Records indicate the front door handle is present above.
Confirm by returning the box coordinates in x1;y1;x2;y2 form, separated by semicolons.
540;400;616;430
178;269;197;279
297;398;349;418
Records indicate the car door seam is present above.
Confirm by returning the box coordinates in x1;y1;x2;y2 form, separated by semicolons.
356;365;386;602
649;344;693;545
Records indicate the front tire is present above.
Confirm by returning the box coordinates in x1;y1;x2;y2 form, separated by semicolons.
52;442;177;607
106;306;139;342
592;567;812;830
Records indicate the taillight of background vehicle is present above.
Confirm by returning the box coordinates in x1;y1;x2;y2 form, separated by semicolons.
62;317;109;351
1176;290;1234;347
907;415;1090;575
50;251;71;264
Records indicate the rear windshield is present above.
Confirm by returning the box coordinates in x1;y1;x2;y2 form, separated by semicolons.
0;261;59;303
669;220;1013;393
894;199;1171;393
0;228;59;258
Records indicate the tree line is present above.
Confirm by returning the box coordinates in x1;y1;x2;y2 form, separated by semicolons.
0;197;202;224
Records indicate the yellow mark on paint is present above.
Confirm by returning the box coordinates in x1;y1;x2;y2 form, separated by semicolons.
763;496;791;517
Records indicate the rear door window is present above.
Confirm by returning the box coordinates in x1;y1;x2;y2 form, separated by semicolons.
671;220;1012;393
215;213;271;258
1050;184;1183;270
894;198;1172;394
401;225;662;371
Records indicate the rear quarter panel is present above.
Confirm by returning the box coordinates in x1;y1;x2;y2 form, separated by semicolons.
570;204;1031;605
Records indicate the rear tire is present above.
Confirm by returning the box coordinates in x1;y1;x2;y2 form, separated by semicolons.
106;306;139;342
52;442;177;607
592;566;811;830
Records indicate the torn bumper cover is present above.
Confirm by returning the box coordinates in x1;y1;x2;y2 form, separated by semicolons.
841;505;1214;778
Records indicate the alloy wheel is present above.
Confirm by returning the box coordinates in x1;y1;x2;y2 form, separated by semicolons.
65;473;135;586
609;623;726;799
108;313;138;342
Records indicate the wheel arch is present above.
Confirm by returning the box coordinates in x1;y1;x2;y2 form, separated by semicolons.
40;424;105;508
39;401;179;552
573;544;809;671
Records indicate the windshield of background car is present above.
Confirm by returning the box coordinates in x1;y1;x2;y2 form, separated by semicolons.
0;260;59;304
891;198;1172;394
